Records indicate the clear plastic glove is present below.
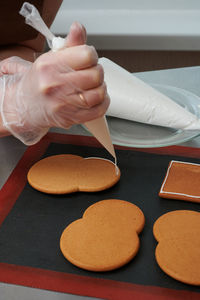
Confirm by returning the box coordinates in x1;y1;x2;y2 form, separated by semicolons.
0;22;110;145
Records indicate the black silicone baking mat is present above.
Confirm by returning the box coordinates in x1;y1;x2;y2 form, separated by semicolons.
0;132;199;299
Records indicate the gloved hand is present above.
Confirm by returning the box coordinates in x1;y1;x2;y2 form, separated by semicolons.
0;22;110;145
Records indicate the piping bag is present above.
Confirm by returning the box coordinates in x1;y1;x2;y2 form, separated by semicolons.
100;57;200;131
19;2;116;163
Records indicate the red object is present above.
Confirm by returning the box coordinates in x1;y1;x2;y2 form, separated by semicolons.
0;132;200;299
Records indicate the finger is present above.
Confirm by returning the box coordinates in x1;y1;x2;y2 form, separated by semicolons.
65;22;87;47
59;64;104;91
66;83;108;108
46;91;110;128
57;45;98;70
55;93;110;128
79;83;109;108
70;93;110;124
40;45;98;71
36;64;104;98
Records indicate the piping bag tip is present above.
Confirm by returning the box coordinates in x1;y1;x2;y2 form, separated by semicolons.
84;116;117;162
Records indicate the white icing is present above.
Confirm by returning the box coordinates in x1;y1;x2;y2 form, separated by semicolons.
160;160;200;198
52;37;66;51
84;157;119;176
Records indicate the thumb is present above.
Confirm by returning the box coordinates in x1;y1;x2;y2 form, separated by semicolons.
65;22;87;47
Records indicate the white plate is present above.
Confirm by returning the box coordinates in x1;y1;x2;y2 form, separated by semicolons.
107;84;200;148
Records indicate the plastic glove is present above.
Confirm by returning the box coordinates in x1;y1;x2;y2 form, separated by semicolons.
0;22;110;145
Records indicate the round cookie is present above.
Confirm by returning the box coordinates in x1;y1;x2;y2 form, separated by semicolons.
153;210;200;285
27;154;120;194
60;199;145;272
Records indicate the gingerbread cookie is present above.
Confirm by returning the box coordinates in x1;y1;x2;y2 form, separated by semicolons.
60;199;145;271
27;154;120;194
159;160;200;203
153;210;200;285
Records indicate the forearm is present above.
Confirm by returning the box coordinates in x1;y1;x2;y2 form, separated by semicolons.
0;44;38;62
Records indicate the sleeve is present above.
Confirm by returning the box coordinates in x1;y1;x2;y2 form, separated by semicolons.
0;0;44;46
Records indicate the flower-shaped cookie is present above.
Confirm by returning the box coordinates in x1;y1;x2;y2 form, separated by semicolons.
153;210;200;285
27;154;120;194
60;199;145;271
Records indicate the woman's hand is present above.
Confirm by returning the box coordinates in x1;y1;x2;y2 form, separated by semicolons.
0;22;110;144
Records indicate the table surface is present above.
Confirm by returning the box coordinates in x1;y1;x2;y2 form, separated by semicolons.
1;66;200;300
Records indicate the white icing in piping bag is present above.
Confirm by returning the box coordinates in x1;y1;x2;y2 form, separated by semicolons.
100;57;200;131
19;2;117;164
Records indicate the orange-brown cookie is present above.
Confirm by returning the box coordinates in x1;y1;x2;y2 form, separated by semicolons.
153;210;200;285
60;199;145;272
27;154;120;194
159;160;200;203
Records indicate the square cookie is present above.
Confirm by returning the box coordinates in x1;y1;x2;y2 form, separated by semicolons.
159;160;200;203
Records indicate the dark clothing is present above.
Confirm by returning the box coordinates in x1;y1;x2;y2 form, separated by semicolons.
0;0;44;45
